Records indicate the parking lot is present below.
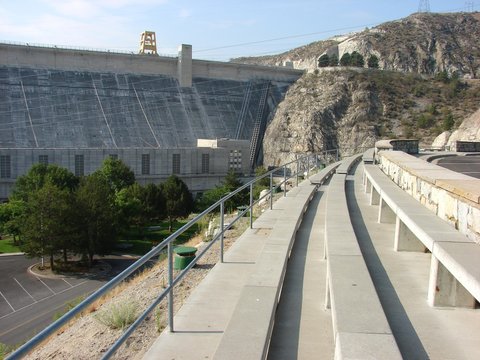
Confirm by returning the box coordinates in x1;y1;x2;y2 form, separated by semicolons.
436;154;480;178
0;257;89;318
0;255;136;346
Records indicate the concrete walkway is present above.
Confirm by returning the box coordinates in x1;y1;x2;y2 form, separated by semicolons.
144;162;480;359
143;180;318;360
267;186;334;359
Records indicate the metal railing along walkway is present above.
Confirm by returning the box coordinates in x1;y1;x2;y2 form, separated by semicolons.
7;152;335;360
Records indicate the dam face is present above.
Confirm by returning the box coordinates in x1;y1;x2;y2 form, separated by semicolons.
0;43;303;198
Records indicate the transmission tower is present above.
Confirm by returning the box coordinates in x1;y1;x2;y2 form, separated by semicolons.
418;0;431;13
465;1;474;12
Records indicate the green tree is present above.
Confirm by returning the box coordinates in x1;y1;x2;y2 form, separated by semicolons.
142;183;165;221
13;164;78;201
96;157;135;194
116;184;145;231
20;183;73;270
367;54;379;69
195;186;226;213
222;170;242;191
161;175;193;232
329;54;339;66
0;199;26;244
253;166;271;200
350;51;365;67
340;52;351;66
318;54;330;67
75;173;118;265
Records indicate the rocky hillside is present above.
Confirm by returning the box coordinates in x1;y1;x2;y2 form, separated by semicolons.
233;12;480;78
433;108;480;148
263;69;480;166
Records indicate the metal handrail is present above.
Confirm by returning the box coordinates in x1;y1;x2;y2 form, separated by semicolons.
6;151;338;359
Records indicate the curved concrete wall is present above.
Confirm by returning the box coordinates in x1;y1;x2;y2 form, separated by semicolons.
378;151;480;243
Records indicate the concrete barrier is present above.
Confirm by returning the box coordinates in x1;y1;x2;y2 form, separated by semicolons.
378;151;480;244
325;173;401;359
364;163;480;308
335;154;363;175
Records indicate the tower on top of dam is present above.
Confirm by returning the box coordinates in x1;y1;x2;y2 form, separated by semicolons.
139;31;158;55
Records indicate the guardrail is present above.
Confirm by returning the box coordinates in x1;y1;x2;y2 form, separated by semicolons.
6;151;334;359
0;40;177;58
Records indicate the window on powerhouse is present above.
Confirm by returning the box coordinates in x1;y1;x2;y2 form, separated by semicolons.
74;154;84;177
0;155;11;178
142;154;150;175
172;154;180;174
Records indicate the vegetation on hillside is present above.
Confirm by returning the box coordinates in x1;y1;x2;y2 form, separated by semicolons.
353;69;480;141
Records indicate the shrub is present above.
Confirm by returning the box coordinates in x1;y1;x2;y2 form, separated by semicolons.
368;55;379;69
350;51;365;67
340;52;351;66
442;113;455;131
417;113;435;129
318;54;330;67
329;54;339;66
95;301;138;330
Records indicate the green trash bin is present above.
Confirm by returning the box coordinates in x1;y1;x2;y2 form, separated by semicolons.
174;246;197;270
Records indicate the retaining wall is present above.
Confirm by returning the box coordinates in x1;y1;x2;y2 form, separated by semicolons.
378;151;480;243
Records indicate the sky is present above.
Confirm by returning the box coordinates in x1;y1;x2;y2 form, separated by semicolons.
0;1;477;61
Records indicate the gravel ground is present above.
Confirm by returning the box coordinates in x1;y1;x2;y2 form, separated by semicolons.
24;216;251;360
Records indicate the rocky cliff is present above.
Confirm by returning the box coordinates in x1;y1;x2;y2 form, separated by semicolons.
262;69;480;166
234;12;480;78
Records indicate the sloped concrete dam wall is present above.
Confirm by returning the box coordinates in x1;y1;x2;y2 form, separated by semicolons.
0;66;292;149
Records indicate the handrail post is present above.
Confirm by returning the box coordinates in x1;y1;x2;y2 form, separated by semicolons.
249;183;253;229
307;155;310;178
283;165;287;197
168;242;174;332
270;172;273;210
296;157;299;187
220;201;224;263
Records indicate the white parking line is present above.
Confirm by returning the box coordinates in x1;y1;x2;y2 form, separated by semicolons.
62;278;73;287
35;276;56;295
0;290;15;312
13;277;37;302
0;280;88;320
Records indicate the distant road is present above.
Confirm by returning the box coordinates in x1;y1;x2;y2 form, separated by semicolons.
0;255;137;346
436;155;480;179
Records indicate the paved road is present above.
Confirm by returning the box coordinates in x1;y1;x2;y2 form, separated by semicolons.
0;255;137;346
436;155;480;178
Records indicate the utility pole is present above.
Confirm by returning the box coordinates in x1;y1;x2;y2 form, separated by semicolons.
418;0;431;13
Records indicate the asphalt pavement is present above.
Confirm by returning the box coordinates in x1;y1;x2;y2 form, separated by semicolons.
0;255;137;346
436;154;480;178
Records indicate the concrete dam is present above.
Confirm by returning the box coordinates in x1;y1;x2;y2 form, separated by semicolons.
0;43;303;198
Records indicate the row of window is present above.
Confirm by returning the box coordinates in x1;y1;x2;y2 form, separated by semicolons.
0;153;236;178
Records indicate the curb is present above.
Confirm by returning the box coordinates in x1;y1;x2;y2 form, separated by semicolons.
0;252;25;257
28;260;112;280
